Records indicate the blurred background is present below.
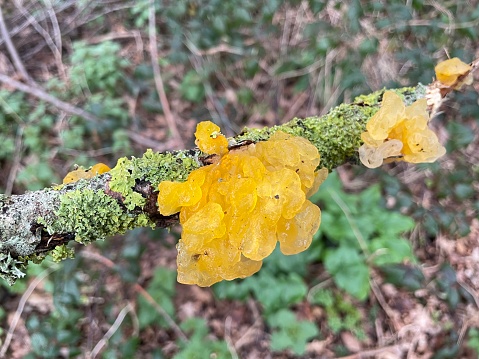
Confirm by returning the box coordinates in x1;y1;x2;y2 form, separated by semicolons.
0;0;478;358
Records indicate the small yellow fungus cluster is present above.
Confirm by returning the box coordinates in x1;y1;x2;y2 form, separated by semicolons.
359;91;446;168
194;121;229;155
158;121;327;286
434;57;472;87
62;163;111;184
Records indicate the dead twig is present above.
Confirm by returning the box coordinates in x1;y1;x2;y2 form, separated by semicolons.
5;125;24;196
0;266;58;358
80;250;188;343
337;343;408;359
184;38;237;135
0;5;33;84
89;302;136;358
0;72;101;123
126;130;175;152
0;1;76;47
148;0;184;149
13;0;67;82
370;278;402;332
224;316;239;359
234;299;263;350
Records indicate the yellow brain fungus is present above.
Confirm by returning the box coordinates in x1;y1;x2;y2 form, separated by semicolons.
157;121;327;286
194;120;229;155
62;163;111;184
434;57;472;87
359;91;446;168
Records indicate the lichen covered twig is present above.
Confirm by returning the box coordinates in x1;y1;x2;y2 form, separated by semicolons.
0;77;466;285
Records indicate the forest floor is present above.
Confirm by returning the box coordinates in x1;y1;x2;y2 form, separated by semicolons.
0;1;479;358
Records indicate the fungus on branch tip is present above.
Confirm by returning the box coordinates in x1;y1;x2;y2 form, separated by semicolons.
157;121;327;286
359;91;446;168
434;57;472;87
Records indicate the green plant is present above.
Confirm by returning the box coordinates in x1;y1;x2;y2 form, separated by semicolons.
267;309;319;355
137;267;177;329
312;172;416;300
309;289;365;338
467;328;479;355
174;318;231;359
69;41;129;96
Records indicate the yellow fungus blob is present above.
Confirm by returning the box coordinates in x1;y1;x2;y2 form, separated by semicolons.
158;121;327;286
63;163;111;184
359;91;446;168
434;57;471;86
194;121;229;155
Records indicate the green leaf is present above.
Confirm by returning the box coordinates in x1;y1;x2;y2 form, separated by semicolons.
453;183;474;200
379;263;425;291
137;267;176;329
175;318;231;359
446;122;475;151
180;71;205;103
255;272;307;313
369;236;415;266
324;246;370;300
268;309;319;355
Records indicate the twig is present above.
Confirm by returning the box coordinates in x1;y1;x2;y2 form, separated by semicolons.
306;277;333;303
234;299;263;350
189;43;244;56
0;266;58;358
5;125;24;196
337;343;408;359
86;31;144;62
369;278;401;332
184;38;237;135
328;188;370;256
282;90;309;123
80;250;188;343
0;5;33;84
89;303;135;358
0;73;101;123
13;0;67;81
0;1;76;47
224;316;239;359
456;278;479;308
126;130;175;152
43;0;63;58
148;0;183;149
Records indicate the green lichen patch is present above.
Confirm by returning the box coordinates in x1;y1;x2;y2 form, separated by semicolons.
45;189;154;245
109;149;201;210
235;85;425;171
0;252;27;285
50;244;75;262
109;157;145;211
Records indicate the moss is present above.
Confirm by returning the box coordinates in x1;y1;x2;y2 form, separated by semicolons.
50;244;75;262
42;189;155;245
109;149;201;210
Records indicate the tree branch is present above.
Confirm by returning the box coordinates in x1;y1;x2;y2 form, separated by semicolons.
0;73;101;123
1;57;477;285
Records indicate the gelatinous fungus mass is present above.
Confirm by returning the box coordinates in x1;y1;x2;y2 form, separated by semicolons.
63;163;111;184
157;121;327;286
359;91;446;168
434;57;472;87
